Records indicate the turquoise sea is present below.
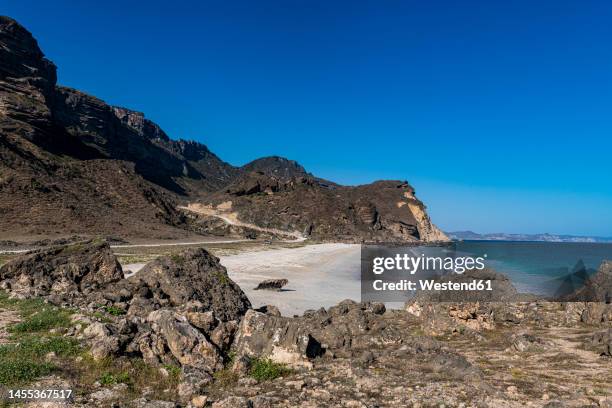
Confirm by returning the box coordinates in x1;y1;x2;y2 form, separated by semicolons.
455;241;612;296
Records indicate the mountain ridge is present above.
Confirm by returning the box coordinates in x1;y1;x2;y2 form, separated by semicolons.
0;16;447;243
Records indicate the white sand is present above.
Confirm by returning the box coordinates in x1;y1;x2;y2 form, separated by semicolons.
122;243;363;316
219;243;361;316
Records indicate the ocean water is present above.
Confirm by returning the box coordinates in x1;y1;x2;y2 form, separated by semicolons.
455;241;612;296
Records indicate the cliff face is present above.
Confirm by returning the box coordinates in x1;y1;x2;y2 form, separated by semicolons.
0;16;447;243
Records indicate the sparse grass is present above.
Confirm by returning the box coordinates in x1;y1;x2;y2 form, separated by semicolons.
163;364;181;379
103;305;126;316
91;312;112;323
99;371;131;386
0;336;80;386
213;367;239;388
0;291;78;386
248;358;291;382
510;368;525;379
74;355;181;401
9;307;72;333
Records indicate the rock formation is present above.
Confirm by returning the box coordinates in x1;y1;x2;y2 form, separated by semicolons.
0;243;610;406
0;16;447;243
253;279;288;291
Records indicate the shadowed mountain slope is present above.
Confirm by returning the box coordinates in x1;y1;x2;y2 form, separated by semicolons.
0;16;446;243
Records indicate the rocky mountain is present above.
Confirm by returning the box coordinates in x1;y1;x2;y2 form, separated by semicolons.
0;16;447;243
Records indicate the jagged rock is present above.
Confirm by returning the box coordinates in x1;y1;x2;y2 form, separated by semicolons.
146;309;223;371
592;329;612;356
233;309;322;368
0;239;123;303
82;322;121;360
565;261;612;302
178;366;213;401
233;300;401;369
253;278;288;291
255;304;282;316
581;302;612;325
510;333;553;352
404;270;534;334
212;397;251;408
127;248;251;321
132;399;178;408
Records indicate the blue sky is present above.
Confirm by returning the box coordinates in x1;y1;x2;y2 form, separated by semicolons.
4;1;611;236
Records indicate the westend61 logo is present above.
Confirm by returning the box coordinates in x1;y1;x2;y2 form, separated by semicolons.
361;244;494;303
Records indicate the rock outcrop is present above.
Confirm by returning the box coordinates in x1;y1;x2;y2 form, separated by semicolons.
0;239;123;302
126;248;251;321
404;269;536;335
253;279;288;291
564;260;612;302
204;178;449;243
0;16;446;244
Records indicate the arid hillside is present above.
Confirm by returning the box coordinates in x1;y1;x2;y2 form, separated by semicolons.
0;16;446;243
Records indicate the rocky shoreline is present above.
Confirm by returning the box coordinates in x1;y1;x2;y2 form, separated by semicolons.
0;240;609;407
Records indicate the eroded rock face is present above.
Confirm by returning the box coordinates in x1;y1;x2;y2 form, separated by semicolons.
565;260;612;302
232;300;394;368
207;177;449;243
403;269;535;335
127;248;251;321
146;309;223;370
0;16;56;137
0;239;123;302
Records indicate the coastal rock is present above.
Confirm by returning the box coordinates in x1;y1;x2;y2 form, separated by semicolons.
254;278;289;291
232;309;322;368
405;270;525;334
82;322;121;360
581;302;612;325
0;239;123;303
565;261;612;302
127;248;251;321
233;300;399;368
510;333;553;352
146;309;223;371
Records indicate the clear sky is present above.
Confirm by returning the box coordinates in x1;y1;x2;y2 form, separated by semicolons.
4;1;611;236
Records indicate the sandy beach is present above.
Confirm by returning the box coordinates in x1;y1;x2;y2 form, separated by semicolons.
123;243;362;316
219;243;361;316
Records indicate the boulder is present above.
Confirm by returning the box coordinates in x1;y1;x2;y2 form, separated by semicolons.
127;248;250;321
581;302;612;325
0;239;123;303
253;278;288;291
232;309;321;369
509;333;553;352
82;322;120;360
145;309;223;371
232;300;397;368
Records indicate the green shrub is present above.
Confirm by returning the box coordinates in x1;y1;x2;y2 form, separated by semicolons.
163;364;181;379
248;358;291;381
99;371;131;386
103;305;126;316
